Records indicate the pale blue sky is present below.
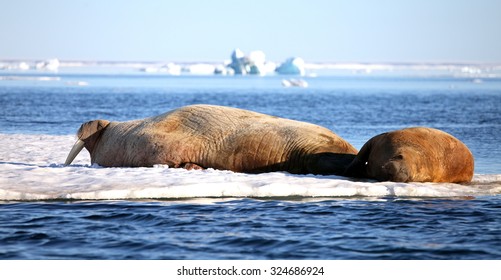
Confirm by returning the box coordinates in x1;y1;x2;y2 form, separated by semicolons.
1;0;500;62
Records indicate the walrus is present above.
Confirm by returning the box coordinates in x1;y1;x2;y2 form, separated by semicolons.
65;104;358;175
344;127;474;183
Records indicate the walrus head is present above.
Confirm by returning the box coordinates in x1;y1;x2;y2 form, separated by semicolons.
380;155;410;182
64;120;110;165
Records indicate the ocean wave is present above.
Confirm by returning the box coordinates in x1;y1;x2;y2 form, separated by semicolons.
1;134;500;201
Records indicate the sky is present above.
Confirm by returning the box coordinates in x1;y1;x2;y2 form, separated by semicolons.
1;0;500;63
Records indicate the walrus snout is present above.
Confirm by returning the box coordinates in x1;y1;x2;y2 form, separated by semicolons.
380;156;409;182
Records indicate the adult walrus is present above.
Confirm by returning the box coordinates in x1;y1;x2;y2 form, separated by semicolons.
344;127;474;183
65;104;358;175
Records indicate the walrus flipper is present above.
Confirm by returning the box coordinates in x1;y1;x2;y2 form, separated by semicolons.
177;162;205;170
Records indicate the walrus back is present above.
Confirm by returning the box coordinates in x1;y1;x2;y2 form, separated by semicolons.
151;105;357;173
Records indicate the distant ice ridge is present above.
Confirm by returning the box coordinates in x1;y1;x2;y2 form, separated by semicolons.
1;134;500;201
1;58;501;78
0;59;59;71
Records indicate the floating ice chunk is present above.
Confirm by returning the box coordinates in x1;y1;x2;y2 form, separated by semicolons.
140;63;181;75
248;50;274;75
282;78;308;88
276;57;305;75
247;51;266;75
161;63;181;75
18;62;30;70
66;81;89;86
0;76;60;81
185;63;216;75
35;59;59;71
141;66;159;73
461;66;482;75
1;134;500;201
248;50;265;74
248;50;266;65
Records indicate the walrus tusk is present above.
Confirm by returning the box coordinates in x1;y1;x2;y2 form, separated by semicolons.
65;139;85;165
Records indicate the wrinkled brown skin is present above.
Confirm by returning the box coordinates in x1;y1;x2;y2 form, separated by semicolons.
75;104;358;175
344;127;474;183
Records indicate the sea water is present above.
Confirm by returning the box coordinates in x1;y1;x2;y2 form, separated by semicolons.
0;69;500;259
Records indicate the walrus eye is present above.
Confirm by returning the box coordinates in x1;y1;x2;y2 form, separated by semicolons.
392;155;404;160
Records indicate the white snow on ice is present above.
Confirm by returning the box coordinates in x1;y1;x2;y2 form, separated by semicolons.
1;134;500;201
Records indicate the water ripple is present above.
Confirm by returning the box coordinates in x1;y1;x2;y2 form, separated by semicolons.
1;197;500;259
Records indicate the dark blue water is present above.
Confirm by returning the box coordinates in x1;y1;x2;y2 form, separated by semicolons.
1;198;500;259
1;73;500;259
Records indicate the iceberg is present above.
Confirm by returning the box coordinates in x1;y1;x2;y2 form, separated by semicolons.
224;48;275;75
227;48;248;74
247;50;266;75
19;62;30;70
276;57;305;76
161;63;182;75
35;58;60;71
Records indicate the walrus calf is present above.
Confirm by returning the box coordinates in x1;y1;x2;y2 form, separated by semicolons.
65;104;357;175
344;127;474;183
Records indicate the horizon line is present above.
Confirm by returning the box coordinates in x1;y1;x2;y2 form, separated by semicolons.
1;58;501;66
